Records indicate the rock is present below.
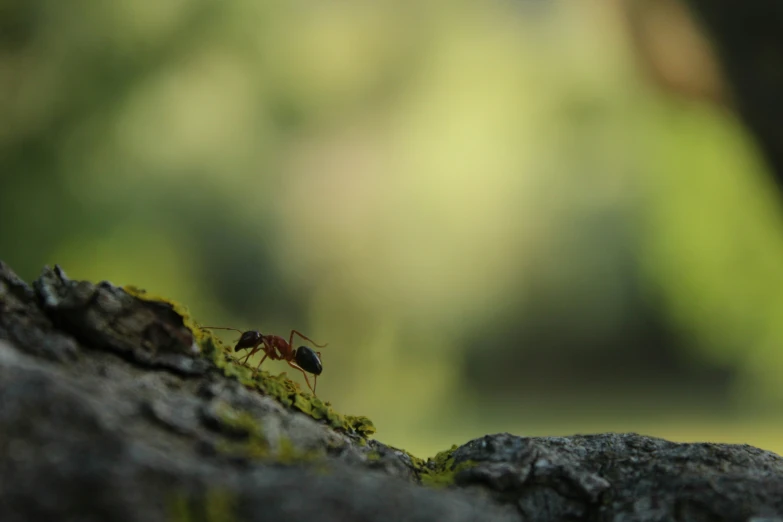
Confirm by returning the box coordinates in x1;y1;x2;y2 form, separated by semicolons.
0;260;782;521
448;433;783;520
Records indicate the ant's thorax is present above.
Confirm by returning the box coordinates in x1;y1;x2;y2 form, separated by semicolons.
263;335;292;357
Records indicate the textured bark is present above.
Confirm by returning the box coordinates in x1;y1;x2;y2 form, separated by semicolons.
1;260;782;522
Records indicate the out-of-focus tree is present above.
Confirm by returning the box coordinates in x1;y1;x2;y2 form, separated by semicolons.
622;0;783;407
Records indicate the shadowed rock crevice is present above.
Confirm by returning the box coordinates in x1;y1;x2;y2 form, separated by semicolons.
0;261;782;521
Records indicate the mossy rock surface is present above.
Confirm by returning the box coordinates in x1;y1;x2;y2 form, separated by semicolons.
2;261;783;522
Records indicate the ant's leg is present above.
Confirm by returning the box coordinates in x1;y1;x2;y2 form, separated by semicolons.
286;360;316;396
288;330;328;349
239;343;263;365
252;351;271;374
239;349;254;365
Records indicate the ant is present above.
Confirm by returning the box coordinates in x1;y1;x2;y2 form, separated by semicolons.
201;326;327;396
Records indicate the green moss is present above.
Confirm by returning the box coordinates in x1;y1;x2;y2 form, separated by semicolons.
166;488;237;522
277;437;298;462
214;401;262;436
403;449;428;470
345;415;376;437
123;285;376;439
366;450;382;462
124;285;200;336
209;402;325;464
212;402;270;460
418;445;477;489
251;371;376;437
166;492;192;522
203;489;238;522
277;436;323;464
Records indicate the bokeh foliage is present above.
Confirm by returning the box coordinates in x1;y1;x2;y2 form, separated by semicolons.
2;0;783;456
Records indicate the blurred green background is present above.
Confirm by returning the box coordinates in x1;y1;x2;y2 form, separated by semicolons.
3;0;783;458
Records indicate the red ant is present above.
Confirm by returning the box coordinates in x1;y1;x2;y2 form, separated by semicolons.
201;326;327;396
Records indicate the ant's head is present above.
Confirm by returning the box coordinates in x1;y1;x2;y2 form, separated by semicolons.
234;330;263;352
294;346;322;375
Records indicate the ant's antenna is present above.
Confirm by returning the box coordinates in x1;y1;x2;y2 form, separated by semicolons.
200;326;245;334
